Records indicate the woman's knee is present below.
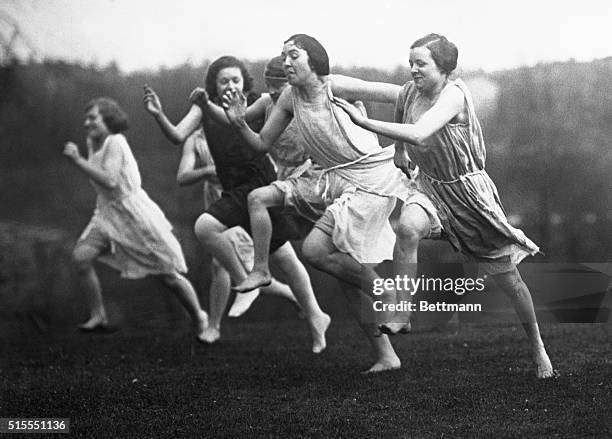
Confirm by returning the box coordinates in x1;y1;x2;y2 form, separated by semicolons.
71;247;94;273
395;220;426;248
395;206;430;247
159;272;182;288
301;238;327;268
493;269;526;296
194;214;222;244
247;188;268;209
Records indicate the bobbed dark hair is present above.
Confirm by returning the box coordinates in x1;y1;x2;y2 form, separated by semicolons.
410;33;458;75
284;34;330;76
85;97;129;133
205;56;254;101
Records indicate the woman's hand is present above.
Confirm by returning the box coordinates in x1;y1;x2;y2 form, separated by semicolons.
333;97;367;126
63;141;81;162
393;145;413;178
143;84;163;116
189;87;209;109
221;89;247;126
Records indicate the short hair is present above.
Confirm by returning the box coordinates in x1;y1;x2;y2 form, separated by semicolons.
410;33;458;75
205;56;254;101
264;55;287;80
284;34;329;76
85;97;129;133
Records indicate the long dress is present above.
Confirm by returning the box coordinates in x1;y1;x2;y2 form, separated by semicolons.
395;79;539;269
78;134;187;278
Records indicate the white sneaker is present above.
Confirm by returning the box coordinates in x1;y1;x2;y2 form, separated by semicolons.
228;289;260;317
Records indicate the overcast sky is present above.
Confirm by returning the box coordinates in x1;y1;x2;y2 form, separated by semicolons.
2;0;611;73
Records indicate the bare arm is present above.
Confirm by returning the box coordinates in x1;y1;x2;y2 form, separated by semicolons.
190;87;271;126
222;87;293;152
330;74;401;103
334;84;465;145
176;135;217;186
63;138;122;189
144;85;202;144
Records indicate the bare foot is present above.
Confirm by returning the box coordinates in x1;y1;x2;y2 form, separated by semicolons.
227;289;260;317
195;311;209;338
232;270;272;293
197;326;220;344
378;321;411;336
310;313;331;354
78;314;108;331
361;356;401;374
534;347;555;379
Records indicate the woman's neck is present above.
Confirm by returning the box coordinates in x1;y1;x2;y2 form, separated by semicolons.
296;74;326;102
421;77;450;101
90;134;108;152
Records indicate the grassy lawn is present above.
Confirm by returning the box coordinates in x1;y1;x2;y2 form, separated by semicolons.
1;318;611;438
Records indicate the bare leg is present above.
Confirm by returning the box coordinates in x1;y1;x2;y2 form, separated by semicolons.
340;281;401;373
302;228;393;330
381;203;431;334
302;228;400;371
158;272;209;342
194;214;259;341
270;242;330;353
261;278;304;318
492;268;554;379
72;244;108;330
208;258;231;332
233;186;286;293
194;214;250;284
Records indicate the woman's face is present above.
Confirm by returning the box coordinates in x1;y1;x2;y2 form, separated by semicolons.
409;46;445;93
281;41;314;85
84;105;109;140
215;66;244;98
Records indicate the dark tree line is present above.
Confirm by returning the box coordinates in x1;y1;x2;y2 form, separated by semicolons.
1;57;610;261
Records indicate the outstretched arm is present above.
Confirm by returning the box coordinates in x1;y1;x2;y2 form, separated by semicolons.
330;74;401;104
334;84;465;145
176;133;217;186
144;84;202;145
222;87;293;153
63;139;122;189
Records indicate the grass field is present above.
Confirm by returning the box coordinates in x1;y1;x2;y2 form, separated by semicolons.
2;317;611;438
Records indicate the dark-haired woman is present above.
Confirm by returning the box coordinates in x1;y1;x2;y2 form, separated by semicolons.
144;57;329;351
223;35;416;373
65;98;209;339
335;33;554;378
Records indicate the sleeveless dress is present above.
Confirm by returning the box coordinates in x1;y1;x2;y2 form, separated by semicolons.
274;80;413;263
264;102;310;181
78;134;187;278
395;79;539;269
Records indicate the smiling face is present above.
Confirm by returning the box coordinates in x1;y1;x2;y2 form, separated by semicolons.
84;105;110;141
409;46;446;93
215;67;244;98
281;41;315;86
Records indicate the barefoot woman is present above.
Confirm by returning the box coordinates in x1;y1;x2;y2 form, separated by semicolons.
65;98;208;340
335;34;555;378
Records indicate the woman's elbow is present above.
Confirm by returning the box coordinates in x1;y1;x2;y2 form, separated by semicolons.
170;134;186;145
176;174;189;186
106;178;119;189
409;128;428;146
